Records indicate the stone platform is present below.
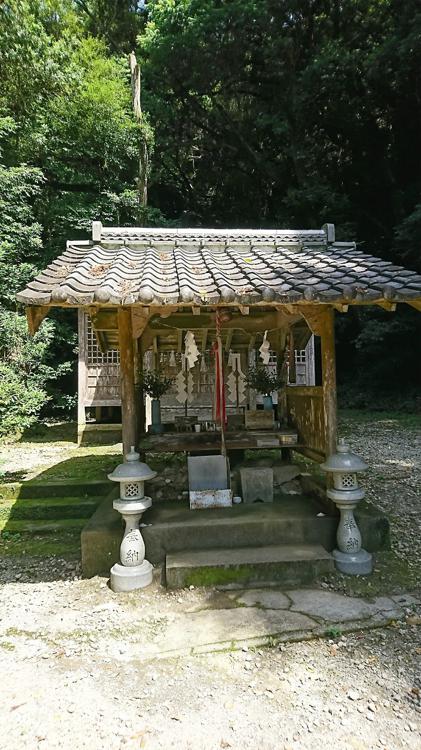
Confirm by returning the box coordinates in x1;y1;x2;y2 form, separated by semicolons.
81;492;390;579
165;544;334;589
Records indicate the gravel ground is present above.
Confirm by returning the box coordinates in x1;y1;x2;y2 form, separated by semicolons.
0;413;420;749
343;414;421;573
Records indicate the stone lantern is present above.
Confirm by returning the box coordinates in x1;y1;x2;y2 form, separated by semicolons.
321;438;373;575
108;446;157;592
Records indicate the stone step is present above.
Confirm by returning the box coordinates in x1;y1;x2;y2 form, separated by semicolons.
142;498;338;563
81;495;390;578
1;518;88;535
0;496;102;522
0;480;110;500
165;544;334;589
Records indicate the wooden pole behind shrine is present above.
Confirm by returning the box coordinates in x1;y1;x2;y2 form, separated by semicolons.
118;307;137;455
135;336;145;437
320;307;337;458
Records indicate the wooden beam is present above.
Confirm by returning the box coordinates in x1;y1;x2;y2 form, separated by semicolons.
201;328;208;353
118;307;137;455
192;306;201;315
177;329;183;353
90;309;117;331
158;305;177;319
149;311;284;334
26;306;49;335
132;307;151;338
225;328;233;352
407;300;421;312
299;306;327;336
377;301;396;312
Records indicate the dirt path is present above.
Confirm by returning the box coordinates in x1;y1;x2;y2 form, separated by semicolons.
0;563;420;750
0;412;420;749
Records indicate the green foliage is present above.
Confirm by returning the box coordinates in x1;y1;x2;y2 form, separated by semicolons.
140;370;175;399
139;0;421;269
325;626;342;639
0;0;420;434
0;311;72;434
0;363;47;437
246;365;283;396
336;307;421;410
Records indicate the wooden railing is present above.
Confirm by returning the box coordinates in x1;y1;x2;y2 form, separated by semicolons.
285;386;325;460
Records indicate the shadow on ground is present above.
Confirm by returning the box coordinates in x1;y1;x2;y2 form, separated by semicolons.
0;454;120;573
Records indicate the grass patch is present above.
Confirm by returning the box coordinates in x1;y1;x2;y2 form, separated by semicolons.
0;531;81;558
326;549;420;598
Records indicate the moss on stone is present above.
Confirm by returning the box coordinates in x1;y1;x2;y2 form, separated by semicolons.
0;641;16;651
0;531;81;558
326;550;419;599
181;565;261;588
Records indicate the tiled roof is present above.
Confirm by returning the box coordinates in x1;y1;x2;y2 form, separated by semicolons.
17;226;421;307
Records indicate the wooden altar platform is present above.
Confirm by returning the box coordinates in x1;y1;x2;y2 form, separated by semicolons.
140;428;305;455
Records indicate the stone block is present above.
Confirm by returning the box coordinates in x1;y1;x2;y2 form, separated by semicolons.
273;465;301;486
187;455;230;492
190;489;232;510
240;467;273;504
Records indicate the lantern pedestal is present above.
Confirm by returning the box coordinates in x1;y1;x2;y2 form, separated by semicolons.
321;439;373;577
110;497;153;592
107;446;157;593
333;548;373;576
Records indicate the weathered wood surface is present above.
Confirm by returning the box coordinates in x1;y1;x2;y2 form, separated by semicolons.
86;365;120;403
320;308;337;459
140;430;299;454
77;309;87;434
118;307;137;454
299;306;337;458
26;305;49;335
286;386;325;457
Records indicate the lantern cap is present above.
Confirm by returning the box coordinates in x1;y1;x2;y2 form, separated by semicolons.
320;439;368;474
108;446;157;482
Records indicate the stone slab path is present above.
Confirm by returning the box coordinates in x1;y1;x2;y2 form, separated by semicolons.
0;559;420;750
122;585;416;659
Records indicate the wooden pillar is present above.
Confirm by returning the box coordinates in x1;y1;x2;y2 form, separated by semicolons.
118;307;137;455
320;307;337;458
77;309;87;444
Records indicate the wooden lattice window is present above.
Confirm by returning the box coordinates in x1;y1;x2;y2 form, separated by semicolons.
86;316;120;366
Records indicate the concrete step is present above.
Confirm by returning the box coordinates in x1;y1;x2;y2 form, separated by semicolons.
0;496;102;522
165;544;334;589
142;498;338;563
81;495;390;578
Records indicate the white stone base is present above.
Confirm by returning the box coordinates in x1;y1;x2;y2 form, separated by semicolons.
333;548;373;576
110;560;153;592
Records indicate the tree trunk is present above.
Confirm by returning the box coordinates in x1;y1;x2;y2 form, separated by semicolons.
129;51;148;213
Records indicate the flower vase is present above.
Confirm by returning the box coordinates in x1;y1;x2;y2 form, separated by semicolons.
263;395;273;411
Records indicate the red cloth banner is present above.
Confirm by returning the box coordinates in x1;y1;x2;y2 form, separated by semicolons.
212;340;226;426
